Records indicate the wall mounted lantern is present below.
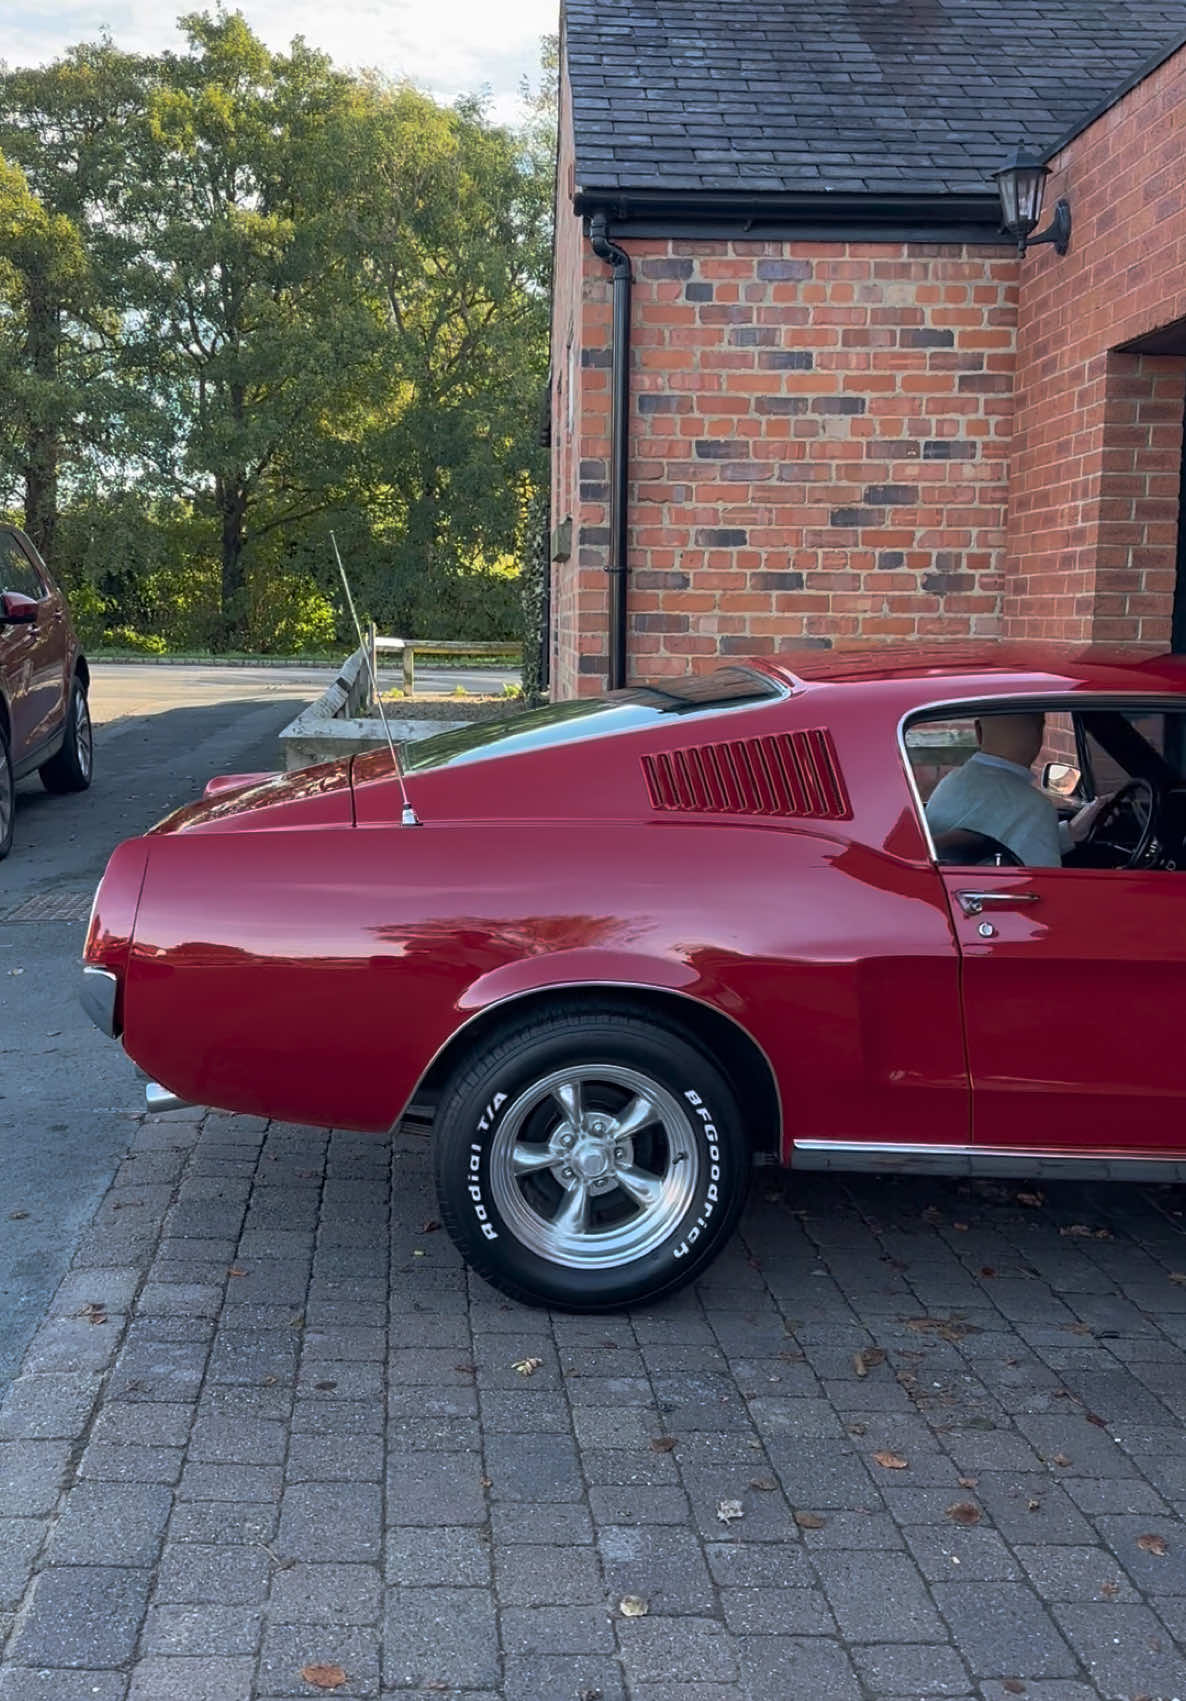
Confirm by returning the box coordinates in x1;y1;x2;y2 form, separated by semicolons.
993;144;1071;257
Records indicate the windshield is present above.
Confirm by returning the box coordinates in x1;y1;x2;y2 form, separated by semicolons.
399;667;781;774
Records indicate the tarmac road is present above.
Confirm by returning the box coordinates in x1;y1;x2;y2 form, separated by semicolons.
0;664;326;1393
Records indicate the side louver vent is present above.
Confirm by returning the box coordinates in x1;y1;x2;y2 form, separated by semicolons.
642;728;851;820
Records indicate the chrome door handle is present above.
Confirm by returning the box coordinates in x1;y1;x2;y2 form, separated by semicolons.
955;890;1041;917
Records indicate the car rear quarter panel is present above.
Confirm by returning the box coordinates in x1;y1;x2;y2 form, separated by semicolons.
124;808;966;1148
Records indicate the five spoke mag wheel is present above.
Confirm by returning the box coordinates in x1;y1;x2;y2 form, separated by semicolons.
434;1006;749;1311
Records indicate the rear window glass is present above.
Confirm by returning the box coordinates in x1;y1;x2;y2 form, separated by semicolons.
400;667;780;774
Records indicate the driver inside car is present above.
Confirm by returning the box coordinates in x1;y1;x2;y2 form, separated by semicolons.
926;712;1109;867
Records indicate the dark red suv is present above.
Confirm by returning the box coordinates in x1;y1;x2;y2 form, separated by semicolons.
0;524;91;859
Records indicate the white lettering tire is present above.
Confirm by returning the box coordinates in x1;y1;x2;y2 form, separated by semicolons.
433;1006;749;1311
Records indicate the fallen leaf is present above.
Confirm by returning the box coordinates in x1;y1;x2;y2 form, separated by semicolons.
227;1266;248;1277
1100;1580;1120;1598
794;1510;826;1529
1094;1227;1113;1239
421;1219;441;1233
1051;1453;1071;1468
454;1361;476;1376
945;1501;981;1526
958;1476;978;1489
1002;1683;1025;1696
1085;1412;1107;1429
618;1595;649;1617
847;1422;867;1437
873;1451;909;1471
1016;1191;1044;1207
904;1316;975;1343
1059;1224;1092;1237
980;1266;996;1278
1066;1322;1092;1336
852;1347;886;1378
578;1690;604;1701
480;1475;492;1488
7;1210;28;1220
1027;1498;1041;1511
314;1380;337;1392
1170;1272;1186;1285
749;1476;778;1492
300;1664;347;1691
716;1499;744;1524
80;1303;107;1326
412;1249;425;1258
952;1221;969;1231
1137;1532;1168;1556
424;1684;450;1694
650;1435;677;1452
921;1205;943;1224
512;1357;543;1377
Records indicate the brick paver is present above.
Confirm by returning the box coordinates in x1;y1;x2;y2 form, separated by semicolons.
2;1109;1186;1699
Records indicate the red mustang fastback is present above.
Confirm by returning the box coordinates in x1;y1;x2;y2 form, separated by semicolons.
82;645;1186;1310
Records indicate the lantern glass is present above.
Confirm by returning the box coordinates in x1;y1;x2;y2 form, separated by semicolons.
994;147;1049;241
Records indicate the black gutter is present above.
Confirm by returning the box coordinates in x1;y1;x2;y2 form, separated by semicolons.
574;184;1004;232
588;211;632;692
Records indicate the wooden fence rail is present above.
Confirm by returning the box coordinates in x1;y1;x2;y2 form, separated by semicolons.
367;629;522;695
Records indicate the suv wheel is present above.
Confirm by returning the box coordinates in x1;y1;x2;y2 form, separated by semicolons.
0;722;13;859
39;677;93;794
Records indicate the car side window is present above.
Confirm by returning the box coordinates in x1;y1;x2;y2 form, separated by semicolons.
904;717;978;803
0;534;45;601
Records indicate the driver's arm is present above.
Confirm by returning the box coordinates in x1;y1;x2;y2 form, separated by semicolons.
1062;793;1113;849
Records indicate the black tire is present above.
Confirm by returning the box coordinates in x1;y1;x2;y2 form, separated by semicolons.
0;721;13;860
433;1005;750;1311
39;675;92;794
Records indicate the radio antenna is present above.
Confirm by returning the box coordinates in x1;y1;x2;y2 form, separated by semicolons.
330;530;420;827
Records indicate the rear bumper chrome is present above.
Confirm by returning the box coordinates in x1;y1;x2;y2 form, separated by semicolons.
80;966;119;1038
145;1081;195;1115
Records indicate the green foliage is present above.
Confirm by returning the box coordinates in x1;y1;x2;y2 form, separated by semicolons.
0;15;554;657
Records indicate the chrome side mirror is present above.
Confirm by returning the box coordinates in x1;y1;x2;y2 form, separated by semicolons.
1041;760;1081;798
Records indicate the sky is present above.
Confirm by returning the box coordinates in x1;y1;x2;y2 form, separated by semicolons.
3;0;558;122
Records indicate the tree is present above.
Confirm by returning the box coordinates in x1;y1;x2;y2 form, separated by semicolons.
342;78;551;632
0;42;147;557
115;12;382;644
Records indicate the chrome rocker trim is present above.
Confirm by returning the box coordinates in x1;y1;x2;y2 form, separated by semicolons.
792;1140;1186;1183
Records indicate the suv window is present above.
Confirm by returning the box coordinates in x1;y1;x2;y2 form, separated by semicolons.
0;532;45;601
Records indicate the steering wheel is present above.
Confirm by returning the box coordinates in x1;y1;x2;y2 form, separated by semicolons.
1083;777;1160;869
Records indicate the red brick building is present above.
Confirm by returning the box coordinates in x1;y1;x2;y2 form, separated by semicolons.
548;0;1186;697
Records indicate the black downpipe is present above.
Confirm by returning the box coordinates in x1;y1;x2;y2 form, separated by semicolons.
589;213;632;691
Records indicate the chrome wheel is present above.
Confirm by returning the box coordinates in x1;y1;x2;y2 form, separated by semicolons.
74;687;92;781
487;1064;700;1269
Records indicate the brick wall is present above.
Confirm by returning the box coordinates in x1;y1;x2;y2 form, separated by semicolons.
549;154;1018;696
550;39;1186;697
1004;45;1186;645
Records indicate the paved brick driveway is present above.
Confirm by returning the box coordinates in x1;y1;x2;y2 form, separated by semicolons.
2;1110;1186;1700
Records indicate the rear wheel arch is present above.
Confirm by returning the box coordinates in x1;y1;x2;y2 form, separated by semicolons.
408;983;782;1158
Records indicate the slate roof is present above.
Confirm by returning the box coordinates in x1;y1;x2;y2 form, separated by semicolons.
565;0;1186;203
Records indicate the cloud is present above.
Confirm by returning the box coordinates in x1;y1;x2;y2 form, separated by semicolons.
1;0;557;113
